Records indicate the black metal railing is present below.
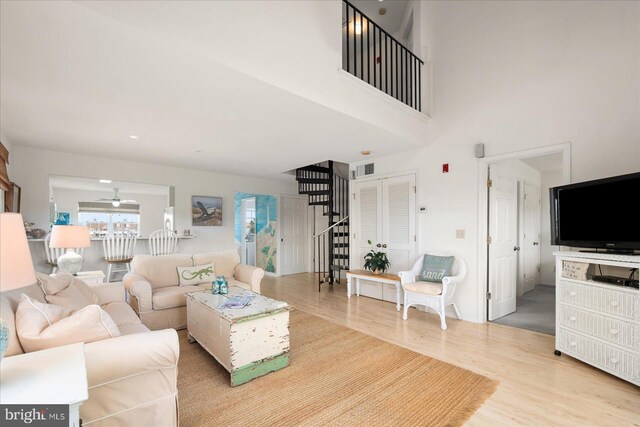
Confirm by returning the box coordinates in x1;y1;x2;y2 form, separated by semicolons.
342;0;424;112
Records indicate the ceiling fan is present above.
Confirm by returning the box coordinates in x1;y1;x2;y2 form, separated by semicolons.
97;188;138;207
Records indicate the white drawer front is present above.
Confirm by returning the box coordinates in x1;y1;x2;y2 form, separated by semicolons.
558;303;640;351
558;280;639;321
558;328;639;384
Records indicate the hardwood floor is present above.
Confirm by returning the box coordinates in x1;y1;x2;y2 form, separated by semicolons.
261;273;640;426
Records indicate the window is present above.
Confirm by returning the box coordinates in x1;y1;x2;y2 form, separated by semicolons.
78;202;140;237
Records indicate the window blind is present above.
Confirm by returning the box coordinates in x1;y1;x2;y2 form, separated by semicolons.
77;202;140;214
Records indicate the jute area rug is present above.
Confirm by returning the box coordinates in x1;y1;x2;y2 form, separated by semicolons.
178;310;497;426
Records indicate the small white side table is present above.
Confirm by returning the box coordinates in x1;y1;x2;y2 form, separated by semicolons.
76;271;106;284
0;343;88;427
51;270;106;284
346;270;403;311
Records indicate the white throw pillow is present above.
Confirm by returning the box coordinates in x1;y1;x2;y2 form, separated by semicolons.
16;294;120;353
177;262;216;286
36;272;99;311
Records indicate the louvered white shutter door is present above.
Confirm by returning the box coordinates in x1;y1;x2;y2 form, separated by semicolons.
354;180;382;269
382;174;416;274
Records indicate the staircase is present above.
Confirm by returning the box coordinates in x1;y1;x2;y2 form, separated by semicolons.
295;161;349;291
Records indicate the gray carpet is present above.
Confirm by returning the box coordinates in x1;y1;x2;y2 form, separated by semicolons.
493;285;556;335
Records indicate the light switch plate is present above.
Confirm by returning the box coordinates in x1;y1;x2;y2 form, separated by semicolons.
456;229;465;239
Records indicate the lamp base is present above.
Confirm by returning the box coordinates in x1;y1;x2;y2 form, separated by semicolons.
57;249;83;275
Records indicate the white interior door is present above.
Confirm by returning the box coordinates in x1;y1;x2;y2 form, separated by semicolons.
523;181;541;293
488;164;518;321
280;195;308;275
353;180;382;269
382;174;416;274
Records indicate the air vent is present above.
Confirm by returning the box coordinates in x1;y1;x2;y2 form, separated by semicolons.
355;163;375;178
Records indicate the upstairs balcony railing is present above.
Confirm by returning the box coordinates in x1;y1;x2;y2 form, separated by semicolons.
342;0;424;112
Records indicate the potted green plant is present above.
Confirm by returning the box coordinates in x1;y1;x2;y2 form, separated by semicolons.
363;240;390;275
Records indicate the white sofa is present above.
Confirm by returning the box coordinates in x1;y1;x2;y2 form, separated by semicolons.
0;281;179;426
123;250;264;331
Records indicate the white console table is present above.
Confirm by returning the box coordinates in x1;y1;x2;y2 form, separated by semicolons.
346;270;402;311
75;270;106;284
554;251;639;386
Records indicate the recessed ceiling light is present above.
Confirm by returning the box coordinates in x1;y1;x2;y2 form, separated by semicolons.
361;150;371;156
99;179;112;184
129;135;139;140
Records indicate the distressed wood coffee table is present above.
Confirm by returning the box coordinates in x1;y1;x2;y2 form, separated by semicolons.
185;286;292;386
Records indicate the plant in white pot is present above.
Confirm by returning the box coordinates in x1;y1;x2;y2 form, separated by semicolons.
363;240;390;275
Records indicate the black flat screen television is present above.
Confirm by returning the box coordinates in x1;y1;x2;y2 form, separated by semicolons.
549;172;640;253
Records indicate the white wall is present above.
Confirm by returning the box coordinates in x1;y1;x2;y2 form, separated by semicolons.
11;145;297;255
350;1;640;323
540;169;563;286
50;187;168;237
29;0;431;149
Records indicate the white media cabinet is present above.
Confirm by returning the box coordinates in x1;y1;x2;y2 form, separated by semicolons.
554;251;639;386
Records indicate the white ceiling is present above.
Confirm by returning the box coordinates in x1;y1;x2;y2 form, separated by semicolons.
0;1;420;179
351;0;411;36
50;175;169;196
521;153;563;173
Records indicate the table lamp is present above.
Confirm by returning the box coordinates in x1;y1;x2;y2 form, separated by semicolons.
0;213;37;360
49;225;91;275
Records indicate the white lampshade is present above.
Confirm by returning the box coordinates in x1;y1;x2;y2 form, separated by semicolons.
0;213;37;291
49;225;91;249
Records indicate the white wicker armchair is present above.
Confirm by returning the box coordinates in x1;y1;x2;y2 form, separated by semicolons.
397;251;467;330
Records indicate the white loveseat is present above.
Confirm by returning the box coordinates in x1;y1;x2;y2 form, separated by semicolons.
0;281;179;426
123;250;264;331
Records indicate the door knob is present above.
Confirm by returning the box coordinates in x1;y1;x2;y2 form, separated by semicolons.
533;242;539;246
514;246;521;251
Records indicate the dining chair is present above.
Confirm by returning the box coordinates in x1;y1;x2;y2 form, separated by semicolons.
102;234;137;282
148;229;178;256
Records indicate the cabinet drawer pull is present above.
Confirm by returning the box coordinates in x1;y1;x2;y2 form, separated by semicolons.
569;316;577;322
569;341;577;347
610;300;619;307
609;358;619;364
568;291;577;297
610;329;619;335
